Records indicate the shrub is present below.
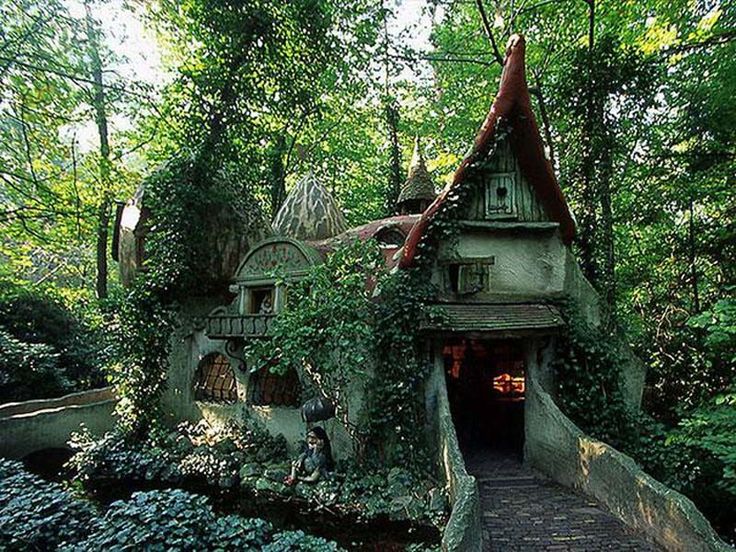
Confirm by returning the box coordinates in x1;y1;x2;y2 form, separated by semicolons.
65;489;339;551
0;459;96;550
0;280;107;401
0;327;67;402
65;489;220;551
69;420;289;487
0;460;342;551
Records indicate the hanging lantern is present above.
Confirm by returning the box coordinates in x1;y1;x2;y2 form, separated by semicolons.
301;397;336;423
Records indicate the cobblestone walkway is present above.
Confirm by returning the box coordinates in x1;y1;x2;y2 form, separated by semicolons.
464;449;662;551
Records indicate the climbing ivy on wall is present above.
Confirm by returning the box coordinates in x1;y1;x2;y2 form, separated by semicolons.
111;151;248;436
244;239;382;447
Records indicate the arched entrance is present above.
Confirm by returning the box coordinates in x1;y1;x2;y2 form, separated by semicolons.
443;338;525;456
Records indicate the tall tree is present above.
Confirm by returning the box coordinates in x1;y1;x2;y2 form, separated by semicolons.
84;0;113;300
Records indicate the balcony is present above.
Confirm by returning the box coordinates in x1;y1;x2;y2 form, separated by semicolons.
204;313;275;339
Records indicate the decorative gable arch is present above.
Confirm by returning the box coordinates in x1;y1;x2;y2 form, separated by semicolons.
235;237;322;283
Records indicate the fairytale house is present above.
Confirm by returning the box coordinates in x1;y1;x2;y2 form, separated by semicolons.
115;35;643;461
108;35;733;552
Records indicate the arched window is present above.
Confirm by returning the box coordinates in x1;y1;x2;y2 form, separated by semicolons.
249;366;301;407
194;353;237;403
374;226;406;248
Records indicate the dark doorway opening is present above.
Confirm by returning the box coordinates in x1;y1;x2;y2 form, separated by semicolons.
443;338;525;457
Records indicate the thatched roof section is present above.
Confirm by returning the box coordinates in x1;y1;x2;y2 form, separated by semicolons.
272;173;348;240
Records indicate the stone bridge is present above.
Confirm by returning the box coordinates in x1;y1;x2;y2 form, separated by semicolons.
0;387;117;460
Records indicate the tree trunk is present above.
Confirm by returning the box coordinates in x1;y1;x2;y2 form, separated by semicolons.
386;99;402;213
599;139;616;313
578;0;598;286
688;193;700;312
85;0;111;300
270;135;287;218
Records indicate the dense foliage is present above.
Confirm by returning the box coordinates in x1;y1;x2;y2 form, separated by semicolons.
244;238;437;465
0;459;96;550
0;280;106;401
69;420;447;529
0;459;341;551
554;306;736;538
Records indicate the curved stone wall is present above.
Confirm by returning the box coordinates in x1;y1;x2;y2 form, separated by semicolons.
432;364;483;552
525;378;731;552
0;387;117;459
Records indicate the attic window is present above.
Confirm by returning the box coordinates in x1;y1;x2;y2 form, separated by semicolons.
194;353;237;403
485;172;516;219
249;366;301;407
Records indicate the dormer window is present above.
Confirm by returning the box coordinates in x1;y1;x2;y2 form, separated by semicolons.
485;172;516;219
375;227;406;249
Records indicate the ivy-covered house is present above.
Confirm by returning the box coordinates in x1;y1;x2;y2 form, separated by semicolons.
115;35;643;464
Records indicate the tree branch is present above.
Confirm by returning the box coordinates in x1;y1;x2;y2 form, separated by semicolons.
475;0;505;65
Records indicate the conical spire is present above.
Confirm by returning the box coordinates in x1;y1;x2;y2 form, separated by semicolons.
397;136;436;214
272;172;348;240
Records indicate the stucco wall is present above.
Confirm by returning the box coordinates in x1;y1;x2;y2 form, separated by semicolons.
0;388;117;459
427;356;482;552
162;300;357;459
436;229;568;299
525;377;730;552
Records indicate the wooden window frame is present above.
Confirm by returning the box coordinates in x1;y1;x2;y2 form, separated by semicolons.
484;172;516;219
249;365;301;407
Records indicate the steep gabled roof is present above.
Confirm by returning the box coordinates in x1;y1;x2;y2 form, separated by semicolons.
400;34;575;268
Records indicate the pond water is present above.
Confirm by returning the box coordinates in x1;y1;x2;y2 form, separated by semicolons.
24;454;441;551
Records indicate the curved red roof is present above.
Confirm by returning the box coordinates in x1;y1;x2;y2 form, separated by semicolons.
399;34;575;268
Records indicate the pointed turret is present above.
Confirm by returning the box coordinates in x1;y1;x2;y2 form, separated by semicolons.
272;172;348;240
397;136;436;215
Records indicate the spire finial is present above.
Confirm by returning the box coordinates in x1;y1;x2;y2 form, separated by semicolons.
397;135;436;214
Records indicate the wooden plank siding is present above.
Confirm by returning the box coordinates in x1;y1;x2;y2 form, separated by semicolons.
467;138;549;222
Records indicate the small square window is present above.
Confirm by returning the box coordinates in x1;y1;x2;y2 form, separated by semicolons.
446;261;493;295
250;288;274;314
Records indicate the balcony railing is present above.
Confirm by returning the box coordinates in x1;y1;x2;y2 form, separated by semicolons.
205;313;275;339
